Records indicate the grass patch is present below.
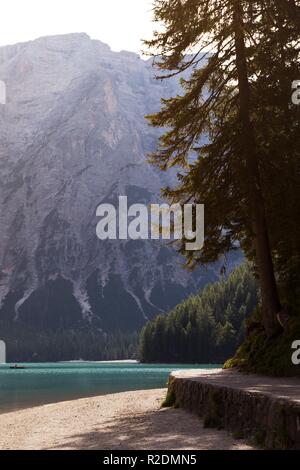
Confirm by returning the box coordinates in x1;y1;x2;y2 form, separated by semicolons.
162;376;177;407
224;308;300;377
162;388;176;408
253;430;267;448
232;430;245;440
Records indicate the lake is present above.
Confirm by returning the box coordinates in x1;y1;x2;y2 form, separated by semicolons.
0;362;220;413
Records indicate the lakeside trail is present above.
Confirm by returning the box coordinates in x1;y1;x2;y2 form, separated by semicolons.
0;389;255;450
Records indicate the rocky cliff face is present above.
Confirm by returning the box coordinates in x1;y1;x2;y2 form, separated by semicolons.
0;33;239;341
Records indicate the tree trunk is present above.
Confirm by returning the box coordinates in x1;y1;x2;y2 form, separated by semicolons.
233;0;281;335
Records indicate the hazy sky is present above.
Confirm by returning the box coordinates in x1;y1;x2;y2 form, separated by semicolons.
0;0;156;54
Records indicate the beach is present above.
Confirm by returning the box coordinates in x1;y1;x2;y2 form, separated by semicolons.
0;388;255;450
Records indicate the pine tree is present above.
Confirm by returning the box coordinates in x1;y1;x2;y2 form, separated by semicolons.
145;0;300;336
139;263;258;363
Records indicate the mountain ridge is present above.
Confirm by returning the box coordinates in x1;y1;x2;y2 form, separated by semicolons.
0;33;240;351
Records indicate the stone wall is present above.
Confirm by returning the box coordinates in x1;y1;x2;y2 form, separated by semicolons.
167;369;300;449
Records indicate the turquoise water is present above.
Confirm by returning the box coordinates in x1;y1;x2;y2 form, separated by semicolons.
0;362;219;413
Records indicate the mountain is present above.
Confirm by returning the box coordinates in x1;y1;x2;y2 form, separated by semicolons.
0;33;241;359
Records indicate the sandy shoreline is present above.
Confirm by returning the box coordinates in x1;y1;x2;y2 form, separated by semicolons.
0;388;255;450
58;360;139;363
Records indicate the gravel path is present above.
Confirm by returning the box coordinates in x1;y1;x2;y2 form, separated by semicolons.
171;369;300;403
